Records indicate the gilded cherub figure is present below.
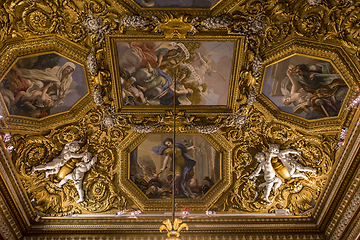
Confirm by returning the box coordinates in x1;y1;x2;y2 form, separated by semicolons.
249;151;282;203
31;140;87;178
54;152;98;203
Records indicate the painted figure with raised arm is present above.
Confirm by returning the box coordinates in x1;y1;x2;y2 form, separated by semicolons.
151;138;196;197
54;152;98;203
277;148;317;180
282;68;312;114
31;140;86;178
249;151;282;203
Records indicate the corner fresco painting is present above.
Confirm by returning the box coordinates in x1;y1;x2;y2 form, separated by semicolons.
130;135;220;199
0;54;87;118
134;0;220;8
262;55;349;120
117;41;234;106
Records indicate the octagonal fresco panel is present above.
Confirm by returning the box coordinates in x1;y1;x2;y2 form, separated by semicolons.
134;0;220;8
118;41;234;106
262;55;349;120
130;134;220;199
0;53;87;118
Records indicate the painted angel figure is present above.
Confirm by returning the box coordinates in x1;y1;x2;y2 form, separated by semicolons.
31;140;86;178
249;151;282;203
185;51;221;87
277;148;317;180
282;66;312;114
54;152;98;203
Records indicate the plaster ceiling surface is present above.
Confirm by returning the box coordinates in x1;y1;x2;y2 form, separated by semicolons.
0;0;360;240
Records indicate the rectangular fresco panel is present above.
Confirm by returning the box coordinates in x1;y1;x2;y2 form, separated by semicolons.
117;41;234;106
0;53;87;118
262;55;349;120
130;135;220;199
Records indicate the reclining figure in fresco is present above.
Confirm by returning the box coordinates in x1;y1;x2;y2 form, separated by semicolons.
54;152;98;203
277;147;317;180
30;140;87;178
248;151;282;203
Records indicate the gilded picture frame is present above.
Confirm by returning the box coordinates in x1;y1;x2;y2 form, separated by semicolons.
108;36;245;115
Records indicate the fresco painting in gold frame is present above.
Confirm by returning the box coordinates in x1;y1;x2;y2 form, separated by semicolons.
262;55;349;120
130;134;220;199
117;41;234;106
0;53;87;119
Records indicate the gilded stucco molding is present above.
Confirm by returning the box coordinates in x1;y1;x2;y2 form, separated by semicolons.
215;108;336;216
22;234;325;240
324;151;360;238
329;185;360;239
0;142;32;226
0;210;16;240
0;191;22;239
343;211;360;240
315;110;360;225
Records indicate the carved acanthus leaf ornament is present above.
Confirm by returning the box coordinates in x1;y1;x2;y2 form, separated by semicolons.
9;108;130;216
220;109;336;215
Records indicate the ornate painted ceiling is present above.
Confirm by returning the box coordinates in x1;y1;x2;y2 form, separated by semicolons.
0;0;360;239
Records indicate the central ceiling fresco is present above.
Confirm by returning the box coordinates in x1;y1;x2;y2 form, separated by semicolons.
0;0;360;239
117;41;234;106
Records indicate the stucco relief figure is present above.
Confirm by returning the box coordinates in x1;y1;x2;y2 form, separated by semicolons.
31;140;87;178
277;147;317;180
54;152;98;203
249;151;282;203
268;144;317;180
249;144;317;203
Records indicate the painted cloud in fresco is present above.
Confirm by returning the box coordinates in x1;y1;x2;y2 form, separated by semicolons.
262;55;348;120
0;53;87;118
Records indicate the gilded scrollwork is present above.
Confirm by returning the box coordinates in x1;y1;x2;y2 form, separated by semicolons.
326;1;360;56
221;109;336;215
8;107;131;216
292;4;327;38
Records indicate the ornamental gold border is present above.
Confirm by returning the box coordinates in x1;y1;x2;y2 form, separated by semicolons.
117;0;236;16
107;35;245;116
258;38;359;131
116;130;232;212
0;35;94;134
